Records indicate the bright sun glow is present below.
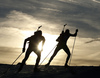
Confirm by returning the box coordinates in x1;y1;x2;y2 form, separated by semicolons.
30;33;58;64
38;41;42;51
38;33;58;64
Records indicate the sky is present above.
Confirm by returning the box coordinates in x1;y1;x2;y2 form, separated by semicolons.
0;0;100;66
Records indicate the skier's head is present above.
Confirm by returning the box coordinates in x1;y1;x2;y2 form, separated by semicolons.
65;29;70;34
34;30;42;36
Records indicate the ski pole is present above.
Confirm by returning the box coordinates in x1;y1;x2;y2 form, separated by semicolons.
3;52;23;75
63;24;67;31
39;44;57;65
37;25;42;31
69;37;76;66
62;24;67;32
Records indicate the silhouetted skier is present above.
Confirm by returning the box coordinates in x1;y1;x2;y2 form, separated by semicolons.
17;30;45;72
45;29;78;67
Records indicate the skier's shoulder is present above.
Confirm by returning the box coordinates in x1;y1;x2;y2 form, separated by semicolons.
41;35;45;40
27;35;35;40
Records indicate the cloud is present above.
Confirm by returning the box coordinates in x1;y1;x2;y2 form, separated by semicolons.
0;10;66;35
85;38;100;43
0;27;24;47
92;0;100;3
59;0;77;3
0;10;45;30
0;0;100;38
41;8;62;12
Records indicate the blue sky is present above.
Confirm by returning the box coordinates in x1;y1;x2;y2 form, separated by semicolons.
0;0;100;65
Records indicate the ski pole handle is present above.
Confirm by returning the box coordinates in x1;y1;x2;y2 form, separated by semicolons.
63;24;67;31
37;25;42;31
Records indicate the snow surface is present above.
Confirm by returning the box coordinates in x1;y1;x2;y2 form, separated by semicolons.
0;64;100;78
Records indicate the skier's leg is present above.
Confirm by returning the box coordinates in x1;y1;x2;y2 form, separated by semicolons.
17;49;31;72
34;51;41;71
45;46;61;66
63;45;71;67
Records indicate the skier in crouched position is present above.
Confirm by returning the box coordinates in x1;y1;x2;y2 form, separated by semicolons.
17;30;45;72
45;29;78;67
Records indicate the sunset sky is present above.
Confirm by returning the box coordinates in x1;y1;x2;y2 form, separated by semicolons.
0;0;100;66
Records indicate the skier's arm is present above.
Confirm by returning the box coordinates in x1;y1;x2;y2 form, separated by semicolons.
41;37;45;51
70;29;78;37
22;38;29;53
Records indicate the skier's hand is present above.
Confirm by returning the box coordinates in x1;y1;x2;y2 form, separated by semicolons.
76;29;78;32
22;48;25;53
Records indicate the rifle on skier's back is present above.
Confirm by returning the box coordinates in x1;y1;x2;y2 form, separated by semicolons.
56;24;67;42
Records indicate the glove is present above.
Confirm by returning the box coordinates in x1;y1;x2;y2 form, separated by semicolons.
76;29;78;32
22;48;25;53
